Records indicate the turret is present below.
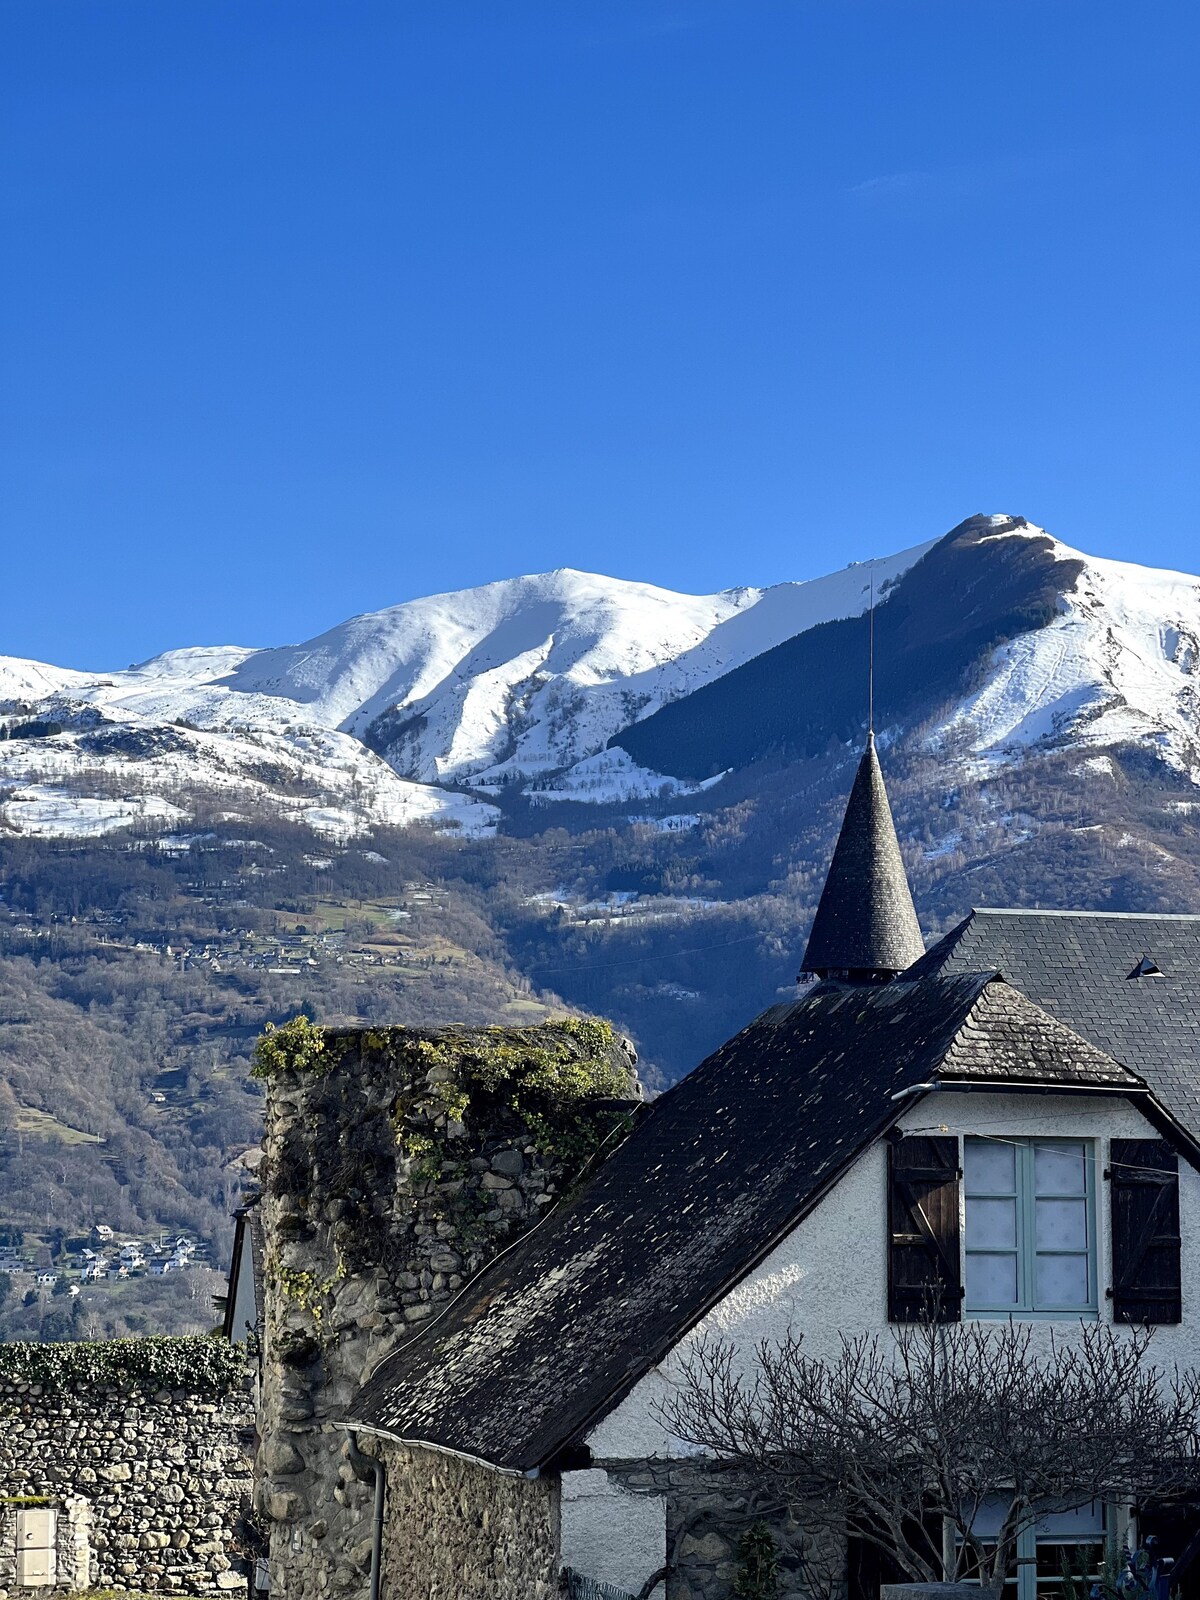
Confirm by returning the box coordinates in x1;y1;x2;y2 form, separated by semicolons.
799;733;924;983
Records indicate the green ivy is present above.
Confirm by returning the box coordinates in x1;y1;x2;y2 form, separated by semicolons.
251;1015;345;1080
273;1263;344;1327
391;1017;632;1177
0;1336;247;1395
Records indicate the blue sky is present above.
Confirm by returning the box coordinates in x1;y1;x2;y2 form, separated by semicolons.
3;1;1198;669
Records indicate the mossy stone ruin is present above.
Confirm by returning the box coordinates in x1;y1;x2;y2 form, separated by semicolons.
256;1015;643;1600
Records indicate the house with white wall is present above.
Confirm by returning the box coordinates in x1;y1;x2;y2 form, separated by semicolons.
323;736;1200;1600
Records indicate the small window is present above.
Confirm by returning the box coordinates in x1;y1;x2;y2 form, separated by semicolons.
960;1498;1105;1600
964;1138;1096;1316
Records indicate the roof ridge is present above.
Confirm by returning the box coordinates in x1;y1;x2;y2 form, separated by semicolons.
970;907;1200;922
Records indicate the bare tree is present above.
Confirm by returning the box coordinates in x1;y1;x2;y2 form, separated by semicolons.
662;1321;1200;1593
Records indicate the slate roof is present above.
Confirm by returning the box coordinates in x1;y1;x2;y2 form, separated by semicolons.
911;909;1200;1135
800;734;926;977
350;974;1150;1474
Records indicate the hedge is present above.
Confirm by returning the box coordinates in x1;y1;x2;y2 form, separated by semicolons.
0;1336;247;1394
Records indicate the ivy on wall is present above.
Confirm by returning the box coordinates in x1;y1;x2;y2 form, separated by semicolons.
255;1013;637;1180
390;1016;635;1175
0;1336;247;1395
258;1014;641;1344
252;1014;343;1080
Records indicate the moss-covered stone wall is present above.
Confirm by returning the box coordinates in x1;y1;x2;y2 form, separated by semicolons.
0;1354;254;1594
255;1017;641;1600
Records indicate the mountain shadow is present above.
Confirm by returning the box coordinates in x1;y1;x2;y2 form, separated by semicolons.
611;516;1084;781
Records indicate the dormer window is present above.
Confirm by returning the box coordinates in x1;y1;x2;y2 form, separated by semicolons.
964;1138;1097;1317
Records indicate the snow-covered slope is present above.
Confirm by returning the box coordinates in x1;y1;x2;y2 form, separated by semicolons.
220;547;933;785
3;518;1199;842
0;650;499;841
946;526;1200;774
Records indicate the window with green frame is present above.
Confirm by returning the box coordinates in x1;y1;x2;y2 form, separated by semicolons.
960;1498;1107;1600
963;1137;1097;1316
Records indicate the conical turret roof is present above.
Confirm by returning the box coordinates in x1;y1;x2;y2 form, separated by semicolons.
799;734;925;979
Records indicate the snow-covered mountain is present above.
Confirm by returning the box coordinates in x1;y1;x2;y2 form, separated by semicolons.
948;533;1200;764
2;515;1198;841
219;547;932;785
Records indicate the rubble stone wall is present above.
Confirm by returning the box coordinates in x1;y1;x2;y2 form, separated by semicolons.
0;1380;254;1594
600;1458;816;1600
256;1021;639;1600
376;1442;558;1600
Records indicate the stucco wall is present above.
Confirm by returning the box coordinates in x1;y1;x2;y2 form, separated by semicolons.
377;1442;558;1600
561;1468;666;1599
589;1091;1200;1460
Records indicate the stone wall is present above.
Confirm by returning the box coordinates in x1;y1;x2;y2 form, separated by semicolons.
597;1459;818;1600
0;1379;254;1593
376;1442;558;1600
255;1019;640;1600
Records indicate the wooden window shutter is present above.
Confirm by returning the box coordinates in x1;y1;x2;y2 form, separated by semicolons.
887;1134;962;1323
1109;1138;1182;1325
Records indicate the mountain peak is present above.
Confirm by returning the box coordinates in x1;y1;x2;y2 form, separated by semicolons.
3;516;1199;842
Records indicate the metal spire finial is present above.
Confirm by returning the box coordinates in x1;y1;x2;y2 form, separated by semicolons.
867;559;876;737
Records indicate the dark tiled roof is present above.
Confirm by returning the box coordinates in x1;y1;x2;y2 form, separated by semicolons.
911;910;1200;1134
799;734;926;977
350;974;1144;1473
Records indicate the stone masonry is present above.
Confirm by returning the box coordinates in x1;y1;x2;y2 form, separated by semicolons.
255;1019;641;1600
0;1378;254;1594
601;1459;814;1600
376;1442;559;1600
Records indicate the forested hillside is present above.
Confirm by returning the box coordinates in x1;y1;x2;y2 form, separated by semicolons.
4;513;1200;1337
4;715;1200;1342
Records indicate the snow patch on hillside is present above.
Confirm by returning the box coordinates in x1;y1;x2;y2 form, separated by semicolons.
2;785;189;838
525;748;723;805
944;529;1200;776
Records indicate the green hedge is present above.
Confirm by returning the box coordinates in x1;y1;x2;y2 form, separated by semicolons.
0;1336;247;1395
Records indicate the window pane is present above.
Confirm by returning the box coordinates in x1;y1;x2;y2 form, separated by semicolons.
1035;1252;1089;1306
1034;1540;1104;1597
1035;1198;1088;1250
966;1141;1016;1194
967;1252;1018;1304
1034;1504;1103;1538
1035;1144;1087;1195
968;1196;1018;1248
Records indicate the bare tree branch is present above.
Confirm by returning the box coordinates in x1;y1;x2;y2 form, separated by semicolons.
660;1321;1200;1590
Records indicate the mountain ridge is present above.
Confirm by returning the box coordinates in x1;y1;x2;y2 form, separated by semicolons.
1;513;1198;842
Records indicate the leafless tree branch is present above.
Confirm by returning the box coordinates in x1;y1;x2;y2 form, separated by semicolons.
660;1321;1200;1590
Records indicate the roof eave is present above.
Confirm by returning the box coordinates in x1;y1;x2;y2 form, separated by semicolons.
330;1420;540;1480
